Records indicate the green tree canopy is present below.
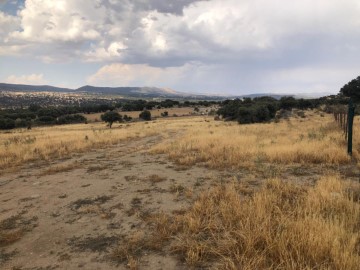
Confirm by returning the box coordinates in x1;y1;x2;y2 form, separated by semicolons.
101;111;122;128
340;76;360;101
139;110;151;121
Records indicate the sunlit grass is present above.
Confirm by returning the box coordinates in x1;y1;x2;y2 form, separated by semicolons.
113;174;360;269
0;121;158;173
1;111;358;173
152;111;359;168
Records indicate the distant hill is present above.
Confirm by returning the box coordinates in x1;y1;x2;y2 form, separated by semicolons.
76;85;182;98
0;83;72;92
0;82;329;100
236;93;290;100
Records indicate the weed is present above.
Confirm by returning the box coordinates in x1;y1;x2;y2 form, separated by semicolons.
169;184;185;194
39;162;81;176
147;174;167;184
0;214;38;247
87;164;109;172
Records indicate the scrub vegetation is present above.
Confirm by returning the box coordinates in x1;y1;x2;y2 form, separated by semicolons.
1;109;360;269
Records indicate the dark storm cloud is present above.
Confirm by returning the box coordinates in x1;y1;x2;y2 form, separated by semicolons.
134;0;209;14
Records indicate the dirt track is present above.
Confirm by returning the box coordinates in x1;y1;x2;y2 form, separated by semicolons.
0;133;225;269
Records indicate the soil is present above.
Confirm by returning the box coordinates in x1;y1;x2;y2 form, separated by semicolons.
0;134;225;270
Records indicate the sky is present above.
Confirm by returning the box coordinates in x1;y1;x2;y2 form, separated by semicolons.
0;0;360;95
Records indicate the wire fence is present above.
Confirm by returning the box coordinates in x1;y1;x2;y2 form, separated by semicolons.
333;100;355;155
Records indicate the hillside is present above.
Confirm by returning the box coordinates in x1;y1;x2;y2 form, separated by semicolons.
0;83;72;92
0;82;329;100
76;85;182;98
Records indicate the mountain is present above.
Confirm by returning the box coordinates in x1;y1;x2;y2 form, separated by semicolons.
0;82;330;100
76;85;181;97
0;83;72;92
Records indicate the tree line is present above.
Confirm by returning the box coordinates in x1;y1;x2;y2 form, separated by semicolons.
216;94;351;124
0;99;217;130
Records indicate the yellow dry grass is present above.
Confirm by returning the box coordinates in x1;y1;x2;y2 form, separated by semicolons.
0;121;160;173
165;175;360;269
0;116;207;173
152;112;359;168
1;111;358;174
114;175;360;269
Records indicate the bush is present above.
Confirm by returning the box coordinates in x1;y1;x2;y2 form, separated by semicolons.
123;115;133;122
0;117;15;129
37;115;56;124
139;110;151;121
57;114;87;125
15;118;30;128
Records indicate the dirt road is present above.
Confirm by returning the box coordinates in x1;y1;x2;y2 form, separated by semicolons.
0;133;225;269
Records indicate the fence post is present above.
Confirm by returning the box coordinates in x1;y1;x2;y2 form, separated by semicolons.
347;100;355;155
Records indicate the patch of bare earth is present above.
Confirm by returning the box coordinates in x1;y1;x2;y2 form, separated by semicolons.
0;132;225;269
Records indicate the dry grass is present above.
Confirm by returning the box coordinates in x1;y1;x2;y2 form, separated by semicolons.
0;121;165;174
152;112;359;169
147;174;167;183
117;176;360;269
1;111;356;174
0;214;38;247
38;162;82;176
0;116;213;174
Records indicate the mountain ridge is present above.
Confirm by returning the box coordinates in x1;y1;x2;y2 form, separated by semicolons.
0;82;329;99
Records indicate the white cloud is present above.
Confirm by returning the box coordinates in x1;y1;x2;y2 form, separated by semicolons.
1;0;359;64
5;73;46;85
10;0;105;43
87;62;202;87
0;11;20;40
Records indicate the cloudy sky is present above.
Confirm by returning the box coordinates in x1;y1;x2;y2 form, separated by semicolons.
0;0;359;95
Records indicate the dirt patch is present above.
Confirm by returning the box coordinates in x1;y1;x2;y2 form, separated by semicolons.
68;235;119;253
0;250;17;265
0;214;38;247
70;195;113;211
0;132;222;269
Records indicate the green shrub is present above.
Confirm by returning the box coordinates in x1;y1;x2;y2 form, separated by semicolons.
139;110;151;121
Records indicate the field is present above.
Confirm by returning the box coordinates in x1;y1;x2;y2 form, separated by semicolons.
82;107;211;123
1;110;360;269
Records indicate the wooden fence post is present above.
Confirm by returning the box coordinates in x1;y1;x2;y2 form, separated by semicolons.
347;100;355;155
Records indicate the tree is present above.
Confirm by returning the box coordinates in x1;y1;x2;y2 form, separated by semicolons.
340;76;360;101
139;110;151;121
0;118;15;130
237;107;253;124
280;96;297;110
101;111;122;128
57;114;86;125
123;114;132;122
